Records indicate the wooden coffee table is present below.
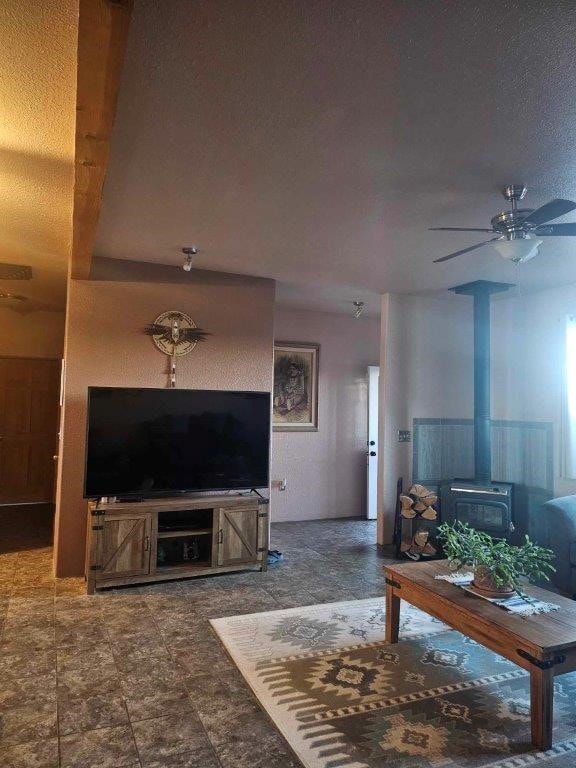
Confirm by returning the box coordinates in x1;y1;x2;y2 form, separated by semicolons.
384;560;576;750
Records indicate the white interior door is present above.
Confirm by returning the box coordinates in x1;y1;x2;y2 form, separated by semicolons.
366;365;379;520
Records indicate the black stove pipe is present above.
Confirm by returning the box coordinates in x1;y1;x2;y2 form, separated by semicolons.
472;288;492;485
452;281;514;485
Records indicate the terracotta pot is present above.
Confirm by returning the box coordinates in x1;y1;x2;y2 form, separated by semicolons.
472;566;515;599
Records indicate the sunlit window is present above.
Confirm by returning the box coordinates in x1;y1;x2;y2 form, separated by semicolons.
565;316;576;478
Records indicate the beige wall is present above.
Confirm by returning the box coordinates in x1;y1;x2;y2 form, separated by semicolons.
377;291;526;544
271;306;380;522
54;262;275;576
0;308;65;358
378;293;471;542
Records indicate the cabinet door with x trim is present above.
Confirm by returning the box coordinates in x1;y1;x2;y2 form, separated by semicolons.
93;512;153;579
216;506;266;567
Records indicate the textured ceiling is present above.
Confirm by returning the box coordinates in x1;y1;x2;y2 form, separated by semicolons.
0;0;77;313
97;0;576;313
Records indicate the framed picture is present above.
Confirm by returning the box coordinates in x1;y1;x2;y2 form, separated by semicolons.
273;342;320;431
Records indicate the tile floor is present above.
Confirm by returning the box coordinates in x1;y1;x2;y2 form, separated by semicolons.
0;506;390;768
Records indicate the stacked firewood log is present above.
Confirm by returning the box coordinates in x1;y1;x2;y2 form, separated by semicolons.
399;483;438;560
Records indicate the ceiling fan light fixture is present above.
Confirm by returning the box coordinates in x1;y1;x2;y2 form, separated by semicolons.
491;237;543;264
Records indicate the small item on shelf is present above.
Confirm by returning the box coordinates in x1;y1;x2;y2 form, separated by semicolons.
182;539;200;561
157;534;210;568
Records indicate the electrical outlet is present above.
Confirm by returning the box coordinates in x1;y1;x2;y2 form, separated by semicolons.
398;430;412;443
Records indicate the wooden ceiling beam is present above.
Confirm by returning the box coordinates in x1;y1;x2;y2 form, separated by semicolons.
72;0;133;279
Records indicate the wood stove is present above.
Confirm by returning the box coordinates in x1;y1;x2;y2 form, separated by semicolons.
439;479;513;537
439;281;514;538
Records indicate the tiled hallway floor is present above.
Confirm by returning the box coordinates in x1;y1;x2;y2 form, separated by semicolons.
0;508;390;768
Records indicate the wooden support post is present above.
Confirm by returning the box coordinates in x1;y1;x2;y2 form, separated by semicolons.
73;0;133;279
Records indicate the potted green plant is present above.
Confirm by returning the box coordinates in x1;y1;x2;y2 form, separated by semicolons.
437;521;555;599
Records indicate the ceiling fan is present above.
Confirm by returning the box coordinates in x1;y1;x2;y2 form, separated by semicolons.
431;185;576;263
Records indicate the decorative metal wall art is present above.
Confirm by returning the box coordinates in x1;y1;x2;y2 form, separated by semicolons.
144;310;210;387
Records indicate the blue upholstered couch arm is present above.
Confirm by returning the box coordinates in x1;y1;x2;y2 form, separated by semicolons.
541;495;576;596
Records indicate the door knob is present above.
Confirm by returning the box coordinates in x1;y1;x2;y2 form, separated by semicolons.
366;450;377;457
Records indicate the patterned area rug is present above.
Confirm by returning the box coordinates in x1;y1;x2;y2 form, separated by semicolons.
211;599;576;768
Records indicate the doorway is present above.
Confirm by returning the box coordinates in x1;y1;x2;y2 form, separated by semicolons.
366;365;379;520
0;357;61;504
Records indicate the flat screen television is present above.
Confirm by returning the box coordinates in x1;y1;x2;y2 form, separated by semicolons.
84;387;270;498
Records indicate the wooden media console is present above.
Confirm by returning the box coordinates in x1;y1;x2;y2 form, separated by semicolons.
85;494;269;593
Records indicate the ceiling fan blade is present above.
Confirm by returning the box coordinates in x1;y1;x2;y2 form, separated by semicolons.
534;223;576;236
433;237;502;263
520;199;576;227
429;227;494;232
